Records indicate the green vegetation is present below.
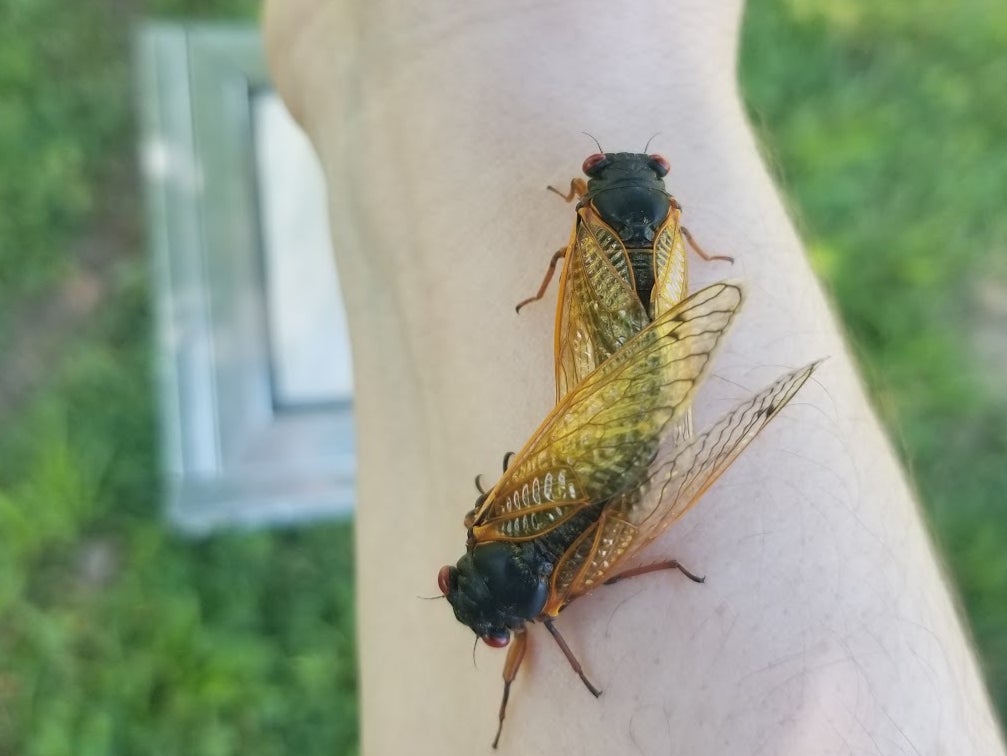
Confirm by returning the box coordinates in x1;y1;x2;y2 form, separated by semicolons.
0;2;356;755
0;0;1004;752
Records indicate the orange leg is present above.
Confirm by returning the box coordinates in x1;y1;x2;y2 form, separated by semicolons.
515;248;566;313
543;618;601;697
546;177;587;203
681;225;734;264
603;559;705;586
493;627;529;749
514;177;585;313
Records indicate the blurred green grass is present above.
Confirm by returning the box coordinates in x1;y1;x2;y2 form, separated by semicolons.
0;2;358;755
0;0;1004;753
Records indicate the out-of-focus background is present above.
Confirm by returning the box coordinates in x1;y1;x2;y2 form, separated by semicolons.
0;1;1004;754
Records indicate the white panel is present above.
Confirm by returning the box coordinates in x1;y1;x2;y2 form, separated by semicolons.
253;92;353;406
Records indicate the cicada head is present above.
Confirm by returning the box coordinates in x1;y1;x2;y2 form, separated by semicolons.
438;542;550;647
581;152;674;247
582;152;670;181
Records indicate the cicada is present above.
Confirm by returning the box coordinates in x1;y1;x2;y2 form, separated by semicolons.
517;150;733;402
439;282;819;747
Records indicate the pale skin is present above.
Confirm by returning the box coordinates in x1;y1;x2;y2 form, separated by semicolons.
263;1;1006;753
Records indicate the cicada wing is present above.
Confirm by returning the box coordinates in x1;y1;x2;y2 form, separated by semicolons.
545;508;639;614
652;210;690;319
471;282;745;543
651;210;694;451
636;360;821;540
554;208;649;401
546;360;820;608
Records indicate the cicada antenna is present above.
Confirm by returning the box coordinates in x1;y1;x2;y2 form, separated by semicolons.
581;131;604;153
643;132;661;153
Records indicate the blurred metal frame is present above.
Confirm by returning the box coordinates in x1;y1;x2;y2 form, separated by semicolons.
137;23;355;533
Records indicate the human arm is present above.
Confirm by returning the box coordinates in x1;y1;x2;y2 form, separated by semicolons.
263;1;1006;752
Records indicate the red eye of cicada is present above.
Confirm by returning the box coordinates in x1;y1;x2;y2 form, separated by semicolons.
482;631;510;648
582;153;608;175
648;153;671;177
437;565;453;596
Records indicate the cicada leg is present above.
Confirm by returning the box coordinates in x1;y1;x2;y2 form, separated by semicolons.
515;248;566;313
546;177;587;203
474;452;514;496
680;225;734;264
603;559;705;586
493;627;529;749
515;179;586;313
543;618;601;698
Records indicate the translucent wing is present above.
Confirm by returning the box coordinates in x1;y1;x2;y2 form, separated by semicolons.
471;282;743;543
652;210;689;321
638;360;822;537
554;208;648;401
546;360;820;611
554;206;694;439
651;209;694;445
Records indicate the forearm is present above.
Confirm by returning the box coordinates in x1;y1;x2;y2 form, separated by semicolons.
264;1;1005;753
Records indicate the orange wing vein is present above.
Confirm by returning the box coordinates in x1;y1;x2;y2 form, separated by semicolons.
470;282;744;543
546;360;821;610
